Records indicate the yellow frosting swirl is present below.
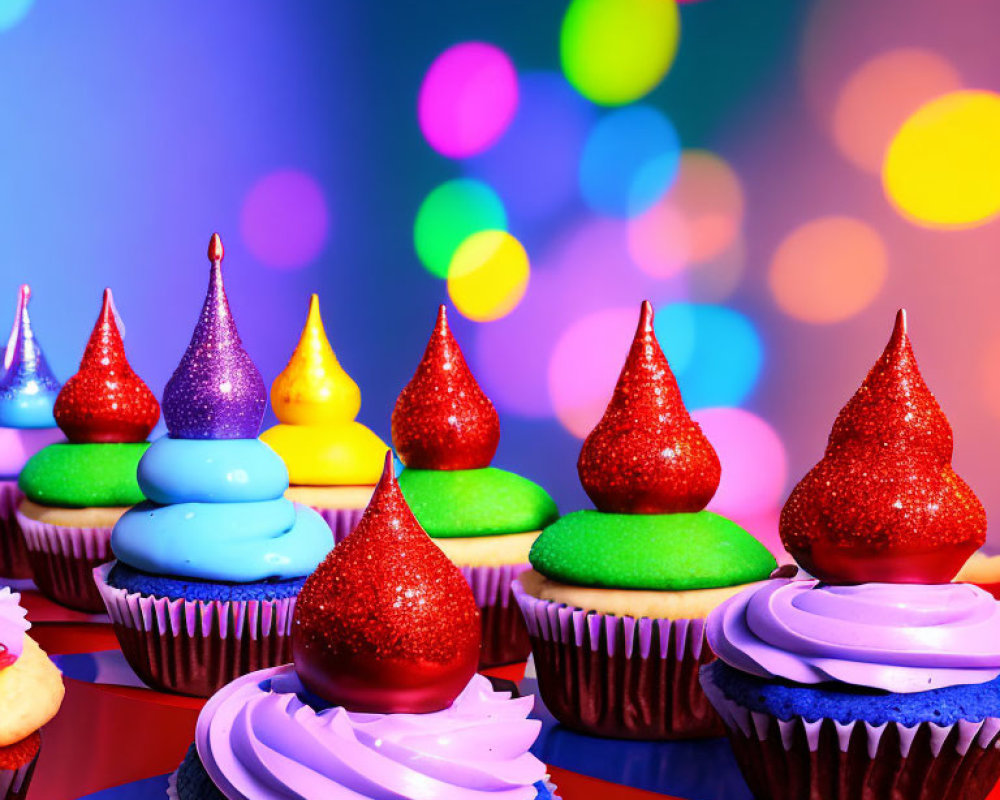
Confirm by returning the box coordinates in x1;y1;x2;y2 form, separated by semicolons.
261;295;386;486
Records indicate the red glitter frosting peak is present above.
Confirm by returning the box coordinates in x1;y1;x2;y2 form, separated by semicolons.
780;309;985;584
291;449;481;713
578;300;721;514
54;288;160;443
391;305;500;470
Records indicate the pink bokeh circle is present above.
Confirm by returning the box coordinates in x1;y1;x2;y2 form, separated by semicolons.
240;170;330;270
693;407;788;518
418;42;519;159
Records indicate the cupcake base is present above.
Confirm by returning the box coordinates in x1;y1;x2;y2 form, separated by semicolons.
514;579;723;739
0;481;30;580
701;661;1000;800
94;562;298;697
17;508;111;612
168;744;558;800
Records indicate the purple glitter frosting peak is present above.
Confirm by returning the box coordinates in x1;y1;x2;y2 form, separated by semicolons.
0;284;61;429
162;233;266;440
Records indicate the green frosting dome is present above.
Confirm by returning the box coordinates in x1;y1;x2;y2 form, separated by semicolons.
398;467;559;538
530;509;776;591
19;442;150;508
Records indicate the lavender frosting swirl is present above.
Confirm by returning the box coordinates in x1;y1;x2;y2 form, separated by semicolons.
196;666;547;799
0;588;29;663
707;579;1000;693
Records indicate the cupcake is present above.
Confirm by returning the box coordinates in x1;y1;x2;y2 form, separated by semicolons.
392;306;559;667
701;310;1000;800
0;286;63;579
168;451;556;799
261;294;387;541
0;587;64;800
514;301;777;739
16;288;157;611
94;234;333;697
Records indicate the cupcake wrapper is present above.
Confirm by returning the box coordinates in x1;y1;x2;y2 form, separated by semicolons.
17;509;110;612
514;580;723;739
0;481;30;580
94;561;297;697
0;750;38;800
700;666;1000;800
316;506;366;545
462;563;532;668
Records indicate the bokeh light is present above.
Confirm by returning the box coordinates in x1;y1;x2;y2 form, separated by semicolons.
473;216;687;419
628;150;744;276
687;237;745;302
464;72;595;229
447;230;530;322
980;334;1000;421
418;42;519;159
883;90;1000;229
655;303;763;409
548;307;636;437
240;169;330;270
694;407;788;518
833;48;962;174
560;0;680;106
769;216;887;323
0;0;33;31
579;106;681;217
414;179;507;278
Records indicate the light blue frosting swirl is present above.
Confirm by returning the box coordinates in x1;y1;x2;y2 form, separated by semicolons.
112;436;333;582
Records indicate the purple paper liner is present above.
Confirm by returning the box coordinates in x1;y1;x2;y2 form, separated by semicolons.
16;509;110;612
699;665;1000;800
316;505;366;545
513;578;723;740
0;480;30;580
94;561;298;697
461;562;532;668
0;748;37;800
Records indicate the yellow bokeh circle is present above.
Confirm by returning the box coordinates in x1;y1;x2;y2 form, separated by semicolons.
769;216;888;324
447;230;530;322
560;0;680;106
884;90;1000;229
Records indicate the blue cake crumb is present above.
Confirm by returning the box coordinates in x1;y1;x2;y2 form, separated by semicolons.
174;741;556;798
175;744;225;800
107;561;305;602
707;660;1000;727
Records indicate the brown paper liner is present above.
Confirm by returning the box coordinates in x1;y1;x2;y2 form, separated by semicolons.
17;512;110;612
95;562;297;697
0;482;30;580
516;581;722;739
726;714;1000;800
528;626;722;739
701;664;1000;800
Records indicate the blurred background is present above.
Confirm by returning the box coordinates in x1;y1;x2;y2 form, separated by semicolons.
2;0;999;552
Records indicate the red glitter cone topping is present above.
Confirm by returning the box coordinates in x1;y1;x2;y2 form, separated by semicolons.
391;305;500;470
578;301;721;514
781;310;985;584
292;450;481;713
54;289;159;443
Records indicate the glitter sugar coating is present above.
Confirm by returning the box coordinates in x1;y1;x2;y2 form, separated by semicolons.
0;284;61;428
292;451;481;714
578;300;721;514
780;310;986;584
54;288;159;444
391;305;500;470
162;234;267;440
